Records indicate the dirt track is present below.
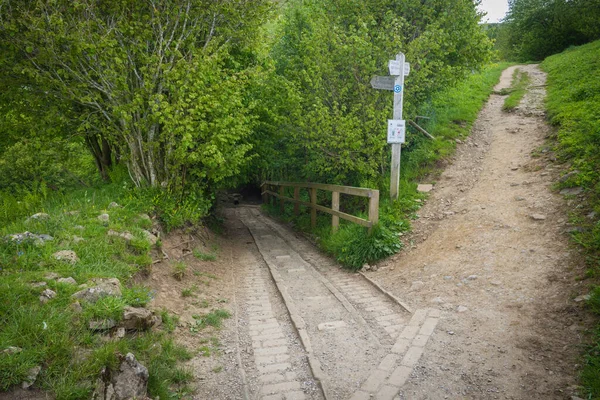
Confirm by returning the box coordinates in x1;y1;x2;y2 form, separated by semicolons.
370;64;591;399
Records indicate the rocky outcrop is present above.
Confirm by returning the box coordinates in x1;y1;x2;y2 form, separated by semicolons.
107;230;134;242
53;250;79;264
39;289;56;304
72;278;122;303
92;353;149;400
120;307;155;331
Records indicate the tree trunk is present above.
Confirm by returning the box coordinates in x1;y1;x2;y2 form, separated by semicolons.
85;134;113;181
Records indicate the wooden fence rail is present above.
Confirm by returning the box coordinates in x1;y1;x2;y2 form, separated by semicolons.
260;181;379;233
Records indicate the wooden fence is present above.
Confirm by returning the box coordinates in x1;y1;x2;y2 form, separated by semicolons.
260;181;379;233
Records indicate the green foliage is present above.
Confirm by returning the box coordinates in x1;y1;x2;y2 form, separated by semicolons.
82;296;126;322
0;180;193;398
264;63;509;268
321;224;402;270
193;249;217;262
0;0;273;194
265;0;492;185
122;285;153;307
497;0;600;61
171;262;187;281
502;69;531;111
190;309;231;332
541;40;600;398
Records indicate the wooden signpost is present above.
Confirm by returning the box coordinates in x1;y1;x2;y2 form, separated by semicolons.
371;52;409;200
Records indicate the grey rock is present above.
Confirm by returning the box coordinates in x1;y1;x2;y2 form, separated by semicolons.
89;319;117;331
466;275;478;280
431;297;445;304
98;213;110;223
362;263;371;271
65;210;80;216
108;202;120;209
3;346;22;354
74;225;85;231
107;230;134;242
417;184;434;193
371;264;379;272
588;211;597;220
30;282;47;288
531;214;547;221
72;278;122;303
141;230;158;246
558;170;579;183
93;353;149;400
21;365;41;389
44;272;60;280
28;213;49;221
57;277;77;285
53;250;79;264
457;305;468;313
8;232;54;245
410;281;424;291
490;280;502;286
72;235;85;243
71;301;83;313
121;307;155;331
560;187;583;196
113;327;126;339
39;289;56;304
574;294;591;303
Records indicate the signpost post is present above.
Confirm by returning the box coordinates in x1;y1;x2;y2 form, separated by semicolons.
371;52;409;201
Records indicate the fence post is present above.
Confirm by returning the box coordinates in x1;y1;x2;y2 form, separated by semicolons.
309;187;317;228
261;183;267;204
368;190;379;233
279;186;285;213
294;187;300;216
331;191;340;233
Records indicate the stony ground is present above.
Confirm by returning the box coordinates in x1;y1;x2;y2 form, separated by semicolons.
146;65;592;400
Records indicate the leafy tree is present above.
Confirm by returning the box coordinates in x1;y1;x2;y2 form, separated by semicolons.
267;0;492;186
0;0;272;192
498;0;600;61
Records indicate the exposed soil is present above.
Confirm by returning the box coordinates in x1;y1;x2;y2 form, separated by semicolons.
369;64;593;399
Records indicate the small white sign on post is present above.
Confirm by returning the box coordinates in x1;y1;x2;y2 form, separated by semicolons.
404;62;410;76
387;120;405;144
388;60;402;76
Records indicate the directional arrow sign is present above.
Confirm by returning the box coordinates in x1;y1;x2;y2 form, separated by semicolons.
370;76;395;91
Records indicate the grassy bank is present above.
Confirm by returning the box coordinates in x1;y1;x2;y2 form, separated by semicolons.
264;62;511;269
541;39;600;397
502;68;531;111
0;180;203;399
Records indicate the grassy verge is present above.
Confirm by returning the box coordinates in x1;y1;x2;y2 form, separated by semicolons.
502;68;531;111
541;39;600;397
0;179;202;399
264;62;511;270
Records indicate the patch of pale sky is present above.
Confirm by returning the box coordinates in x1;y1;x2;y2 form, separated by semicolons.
478;0;509;23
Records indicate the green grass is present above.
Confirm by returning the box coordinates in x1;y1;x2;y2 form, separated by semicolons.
541;39;600;398
502;68;531;111
192;249;217;261
264;62;511;269
0;181;193;398
171;261;187;281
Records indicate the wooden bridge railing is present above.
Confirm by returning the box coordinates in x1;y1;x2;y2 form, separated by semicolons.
260;181;379;233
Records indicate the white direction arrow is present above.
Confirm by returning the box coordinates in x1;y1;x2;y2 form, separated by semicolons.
370;76;395;91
